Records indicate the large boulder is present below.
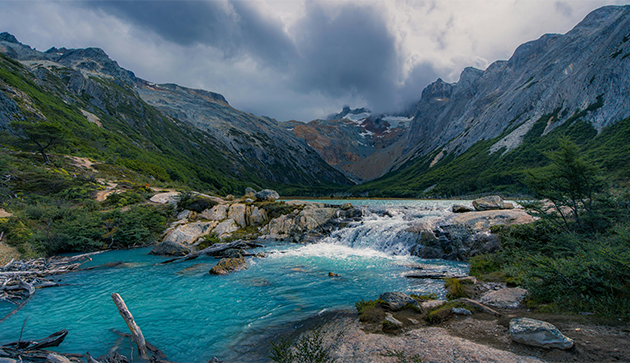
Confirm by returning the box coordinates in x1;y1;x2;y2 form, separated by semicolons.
255;189;280;201
297;208;338;231
209;256;247;275
162;221;217;245
228;203;247;227
149;240;193;256
149;192;180;205
378;292;421;311
480;287;528;309
247;206;268;226
244;187;256;196
259;215;296;240
472;196;504;211
509;318;574;349
212;219;239;238
200;204;229;221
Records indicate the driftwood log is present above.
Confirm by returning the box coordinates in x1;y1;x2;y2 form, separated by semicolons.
111;293;148;359
159;240;262;265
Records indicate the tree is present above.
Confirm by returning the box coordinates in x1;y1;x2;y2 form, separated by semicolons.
10;121;71;164
526;137;605;232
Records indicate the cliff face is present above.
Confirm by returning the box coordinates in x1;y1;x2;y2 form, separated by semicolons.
0;33;352;188
400;6;630;167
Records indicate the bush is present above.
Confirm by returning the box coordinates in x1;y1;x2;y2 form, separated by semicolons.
268;327;337;363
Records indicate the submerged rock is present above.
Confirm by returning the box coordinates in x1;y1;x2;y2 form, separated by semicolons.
509;317;574;349
209;256;248;275
379;292;421;311
150;240;193;256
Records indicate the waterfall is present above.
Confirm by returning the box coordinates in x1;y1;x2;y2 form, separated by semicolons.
322;202;456;255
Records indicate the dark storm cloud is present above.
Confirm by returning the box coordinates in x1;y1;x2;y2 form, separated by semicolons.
80;0;424;115
290;2;400;113
81;0;296;68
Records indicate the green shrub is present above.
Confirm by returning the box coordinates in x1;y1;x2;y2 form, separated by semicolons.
268;327;337;363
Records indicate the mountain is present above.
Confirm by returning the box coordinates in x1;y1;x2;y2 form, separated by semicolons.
283;107;413;181
0;33;352;194
351;5;630;196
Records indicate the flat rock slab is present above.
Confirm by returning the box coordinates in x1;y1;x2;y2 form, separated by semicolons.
480;287;528;309
452;210;535;231
509;317;574;349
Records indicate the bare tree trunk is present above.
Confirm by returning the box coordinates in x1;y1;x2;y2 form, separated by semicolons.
111;293;148;359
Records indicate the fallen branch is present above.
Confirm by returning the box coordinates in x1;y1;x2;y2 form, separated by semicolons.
159;240;260;265
454;298;502;316
111;293;148;359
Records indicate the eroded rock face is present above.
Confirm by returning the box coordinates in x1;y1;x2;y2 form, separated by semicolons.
228;203;247;227
297;208;338;231
149;240;192;256
162;221;218;245
452;210;535;230
213;219;239;238
379;292;421;312
509;318;574;349
480;287;528;309
209;256;247;275
200;204;229;221
247;206;267;226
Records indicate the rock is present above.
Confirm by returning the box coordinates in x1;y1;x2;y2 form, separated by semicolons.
228;203;247;227
379;292;421;311
452;210;536;231
162;221;218;245
212;219;239;238
222;248;244;258
383;312;404;331
149;191;180;204
209;256;247;275
472;196;504;211
176;210;191;220
421;300;447;311
225;194;235;201
259;214;296;240
328;272;340;277
285;200;326;208
480;287;528;309
452;205;474;213
503;202;515;209
340;202;353;210
247;206;268;226
509;317;574;349
244;187;256;196
458;276;478;285
255;189;280;201
470;232;502;256
452;307;472;315
0;358;17;363
297;208;337;231
149;240;193;256
245;198;254;203
200;204;229;221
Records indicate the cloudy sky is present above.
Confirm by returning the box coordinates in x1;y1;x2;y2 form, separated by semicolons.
1;0;627;121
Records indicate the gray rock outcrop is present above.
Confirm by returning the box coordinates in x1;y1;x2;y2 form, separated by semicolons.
509;317;574;349
228;203;247;227
255;189;280;201
200;204;229;221
472;196;505;211
480;287;528;309
162;221;217;245
149;192;180;205
378;292;421;311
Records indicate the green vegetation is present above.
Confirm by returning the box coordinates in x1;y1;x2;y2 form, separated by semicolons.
268;327;337;363
424;301;471;324
469;140;630;318
352;101;630;197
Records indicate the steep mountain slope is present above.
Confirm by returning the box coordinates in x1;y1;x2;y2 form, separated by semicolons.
284;107;412;181
353;5;630;196
0;33;351;193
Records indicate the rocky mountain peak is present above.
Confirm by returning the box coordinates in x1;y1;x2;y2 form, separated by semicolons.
0;32;19;44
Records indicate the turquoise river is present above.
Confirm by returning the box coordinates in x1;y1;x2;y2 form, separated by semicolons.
0;199;470;362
